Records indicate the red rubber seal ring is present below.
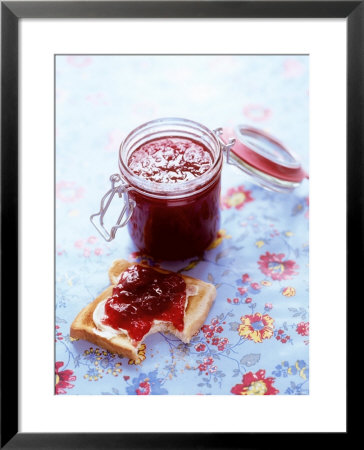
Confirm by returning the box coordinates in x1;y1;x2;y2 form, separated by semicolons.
222;127;308;183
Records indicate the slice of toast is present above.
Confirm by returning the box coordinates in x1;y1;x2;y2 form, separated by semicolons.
70;259;216;359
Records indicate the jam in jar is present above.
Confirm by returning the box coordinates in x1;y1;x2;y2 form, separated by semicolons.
109;118;224;260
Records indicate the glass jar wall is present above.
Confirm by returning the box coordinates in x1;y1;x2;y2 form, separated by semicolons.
118;118;223;260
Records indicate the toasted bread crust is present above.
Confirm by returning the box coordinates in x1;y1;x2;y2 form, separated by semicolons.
70;259;216;359
70;285;139;359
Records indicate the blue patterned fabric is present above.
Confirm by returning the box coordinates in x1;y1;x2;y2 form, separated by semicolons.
56;55;309;395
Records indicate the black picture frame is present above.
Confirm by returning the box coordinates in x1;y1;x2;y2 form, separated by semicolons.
1;1;355;448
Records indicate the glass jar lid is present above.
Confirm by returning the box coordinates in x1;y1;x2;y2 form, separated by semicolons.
218;125;308;193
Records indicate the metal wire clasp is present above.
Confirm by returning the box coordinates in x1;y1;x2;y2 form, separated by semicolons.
90;174;135;242
213;127;236;165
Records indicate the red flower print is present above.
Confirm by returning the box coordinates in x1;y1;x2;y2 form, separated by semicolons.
195;343;206;352
231;369;279;395
74;239;84;249
202;318;224;338
275;328;292;344
198;357;217;374
56;181;84;203
200;317;229;350
55;361;76;394
296;321;309;336
242;273;250;283
221;186;253;210
238;313;274;343
217;338;229;351
136;380;151;395
211;337;229;351
204;357;214;366
243;104;272;122
74;235;109;258
258;252;299;280
55;325;63;342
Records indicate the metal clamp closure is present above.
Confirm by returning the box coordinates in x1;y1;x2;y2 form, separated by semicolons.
213;127;236;166
90;174;135;242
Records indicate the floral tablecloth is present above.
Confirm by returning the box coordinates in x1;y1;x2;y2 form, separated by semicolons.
56;55;309;395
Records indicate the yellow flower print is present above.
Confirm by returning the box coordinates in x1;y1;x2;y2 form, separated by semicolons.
282;287;296;297
295;361;308;380
238;313;274;343
231;369;279;395
244;380;268;395
228;192;246;207
256;240;265;248
82;347;120;380
221;185;254;210
178;259;201;272
207;229;232;250
128;344;147;365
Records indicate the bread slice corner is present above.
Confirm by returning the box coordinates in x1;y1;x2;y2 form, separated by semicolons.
70;259;216;359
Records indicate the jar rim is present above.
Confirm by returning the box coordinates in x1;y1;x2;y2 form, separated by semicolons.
118;117;223;199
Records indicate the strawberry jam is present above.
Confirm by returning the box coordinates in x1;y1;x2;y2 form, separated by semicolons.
127;178;221;260
102;264;187;342
128;137;213;183
124;134;221;260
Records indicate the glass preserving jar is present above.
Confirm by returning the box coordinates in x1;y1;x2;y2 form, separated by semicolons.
91;117;307;260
